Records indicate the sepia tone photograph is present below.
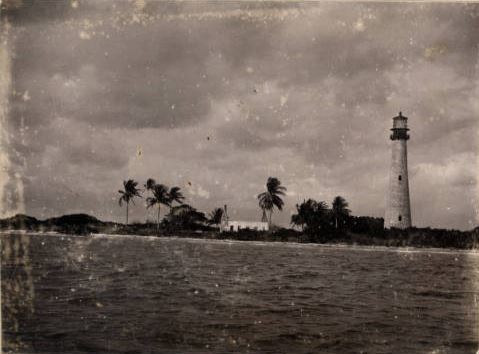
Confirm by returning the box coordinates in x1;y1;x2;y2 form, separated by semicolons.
1;0;479;353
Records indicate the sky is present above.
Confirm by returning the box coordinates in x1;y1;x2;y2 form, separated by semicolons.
1;0;478;230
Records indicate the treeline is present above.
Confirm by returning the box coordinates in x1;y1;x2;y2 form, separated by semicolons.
2;176;477;250
1;213;479;249
0;213;214;236
288;197;479;249
290;197;385;241
219;221;479;250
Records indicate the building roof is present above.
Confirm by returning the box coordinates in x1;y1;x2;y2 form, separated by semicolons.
393;111;408;120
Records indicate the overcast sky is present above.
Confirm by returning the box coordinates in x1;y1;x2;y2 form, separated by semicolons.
3;1;479;229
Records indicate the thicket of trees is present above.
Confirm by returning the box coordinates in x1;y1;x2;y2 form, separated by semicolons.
289;196;352;242
117;178;221;233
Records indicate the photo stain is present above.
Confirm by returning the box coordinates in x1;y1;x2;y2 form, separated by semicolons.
2;234;35;352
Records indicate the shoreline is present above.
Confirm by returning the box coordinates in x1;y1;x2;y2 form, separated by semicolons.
1;230;478;255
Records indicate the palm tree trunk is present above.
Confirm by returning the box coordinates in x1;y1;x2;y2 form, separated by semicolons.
146;191;150;223
269;209;273;228
157;204;161;232
126;202;129;225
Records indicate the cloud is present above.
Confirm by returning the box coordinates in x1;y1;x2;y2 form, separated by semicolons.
412;152;478;229
5;1;479;229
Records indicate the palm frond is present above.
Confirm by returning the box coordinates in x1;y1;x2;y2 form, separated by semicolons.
146;197;157;208
145;178;156;190
119;179;142;208
272;195;284;210
169;186;185;204
257;192;267;200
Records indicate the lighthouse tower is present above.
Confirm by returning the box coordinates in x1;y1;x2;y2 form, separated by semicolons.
385;112;412;229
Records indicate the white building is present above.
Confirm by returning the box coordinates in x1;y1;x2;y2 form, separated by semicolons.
222;220;269;232
219;205;269;232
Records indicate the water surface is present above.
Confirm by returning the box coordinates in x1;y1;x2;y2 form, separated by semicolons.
2;233;479;353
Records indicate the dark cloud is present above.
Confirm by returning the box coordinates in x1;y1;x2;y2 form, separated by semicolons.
4;1;479;229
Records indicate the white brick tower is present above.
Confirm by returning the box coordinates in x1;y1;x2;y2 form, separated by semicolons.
385;112;412;229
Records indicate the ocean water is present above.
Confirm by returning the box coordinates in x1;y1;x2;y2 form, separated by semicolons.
2;233;479;354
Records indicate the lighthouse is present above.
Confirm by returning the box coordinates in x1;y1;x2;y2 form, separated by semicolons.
385;112;412;229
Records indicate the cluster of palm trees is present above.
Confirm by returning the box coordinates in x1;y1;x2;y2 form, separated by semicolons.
118;178;184;230
291;196;351;234
118;176;351;236
256;177;351;233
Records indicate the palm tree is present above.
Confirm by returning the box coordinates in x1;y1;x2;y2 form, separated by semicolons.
332;196;351;229
208;208;224;228
146;184;170;231
257;177;286;227
118;179;142;225
144;178;156;221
